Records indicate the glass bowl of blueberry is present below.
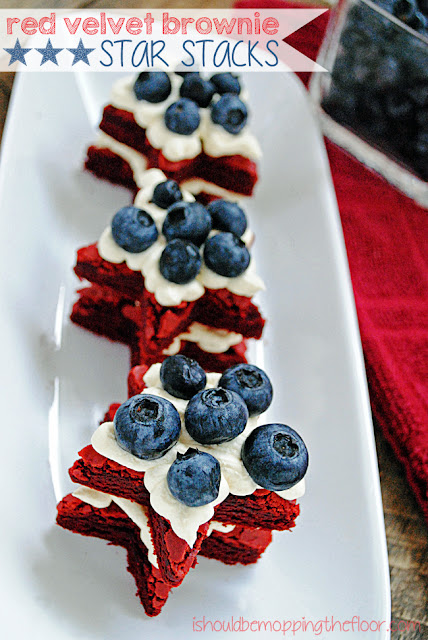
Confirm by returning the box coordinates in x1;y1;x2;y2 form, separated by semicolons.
310;0;428;206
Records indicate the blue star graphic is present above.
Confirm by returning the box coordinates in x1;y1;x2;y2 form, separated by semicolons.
36;39;63;66
67;39;95;66
3;39;31;66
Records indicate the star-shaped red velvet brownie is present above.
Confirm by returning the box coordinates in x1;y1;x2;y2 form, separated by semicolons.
71;170;265;370
85;72;261;200
63;359;307;597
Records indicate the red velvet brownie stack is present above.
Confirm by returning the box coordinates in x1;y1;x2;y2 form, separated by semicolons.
57;72;309;617
85;72;261;201
57;357;308;616
71;169;265;371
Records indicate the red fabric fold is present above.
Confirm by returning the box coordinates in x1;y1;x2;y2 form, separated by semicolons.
236;0;428;525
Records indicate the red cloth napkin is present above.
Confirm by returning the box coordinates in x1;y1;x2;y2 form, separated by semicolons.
237;0;428;525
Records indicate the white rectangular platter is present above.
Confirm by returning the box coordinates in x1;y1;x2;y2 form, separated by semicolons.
0;70;390;639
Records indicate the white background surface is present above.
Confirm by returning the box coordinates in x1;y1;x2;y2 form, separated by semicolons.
0;71;390;639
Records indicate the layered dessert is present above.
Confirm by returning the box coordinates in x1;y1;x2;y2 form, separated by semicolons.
57;357;309;616
71;169;265;370
85;72;261;201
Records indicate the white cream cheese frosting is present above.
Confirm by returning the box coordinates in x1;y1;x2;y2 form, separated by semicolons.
95;132;148;188
179;179;248;202
72;485;235;561
96;133;251;202
162;322;243;356
207;521;235;536
90;364;306;547
146;116;203;162
201;116;262;161
72;485;159;568
96;169;264;306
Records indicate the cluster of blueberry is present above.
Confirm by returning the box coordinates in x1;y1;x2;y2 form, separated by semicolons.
111;179;252;284
133;71;248;135
114;355;309;507
322;0;428;180
388;0;428;31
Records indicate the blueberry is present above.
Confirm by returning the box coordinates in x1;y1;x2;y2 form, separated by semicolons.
207;199;247;237
402;39;428;82
180;75;216;108
114;394;181;460
111;206;158;253
339;25;368;50
210;73;241;95
219;364;273;417
385;93;414;120
167;448;221;507
159;239;201;284
414;130;428;156
211;94;248;134
133;72;171;103
373;56;402;89
160;354;207;400
164;98;200;135
407;84;428;107
162;201;212;246
331;56;360;89
203;232;250;278
184;387;248;444
358;93;389;138
392;0;418;22
409;9;428;30
416;106;428;127
241;424;308;491
152;180;182;209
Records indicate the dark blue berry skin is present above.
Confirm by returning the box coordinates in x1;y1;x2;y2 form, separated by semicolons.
242;424;308;491
211;94;248;134
203;232;250;278
219;364;273;417
414;130;428;155
133;72;171;103
160;355;207;400
184;388;248;444
392;0;418;23
159;239;201;284
167;448;221;507
210;73;241;95
114;394;181;460
180;75;216;108
164;98;200;135
409;10;428;31
207;199;247;237
111;206;158;253
372;56;401;90
162;201;212;247
152;180;182;209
